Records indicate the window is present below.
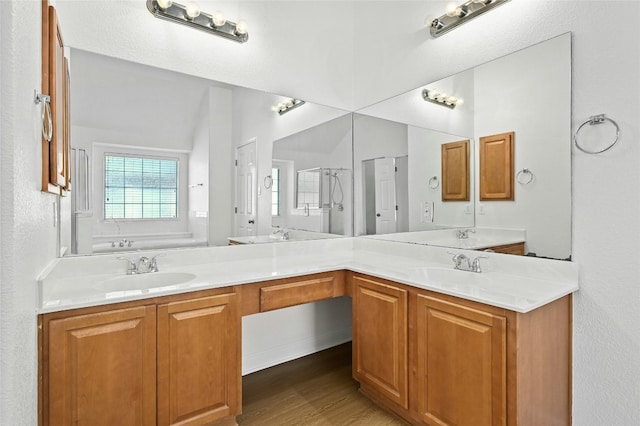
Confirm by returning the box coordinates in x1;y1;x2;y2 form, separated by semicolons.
296;169;320;209
104;154;178;219
271;167;280;216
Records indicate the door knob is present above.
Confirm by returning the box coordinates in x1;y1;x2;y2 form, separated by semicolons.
376;213;381;217
248;219;255;224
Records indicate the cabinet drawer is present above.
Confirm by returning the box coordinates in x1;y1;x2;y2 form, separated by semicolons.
260;277;337;312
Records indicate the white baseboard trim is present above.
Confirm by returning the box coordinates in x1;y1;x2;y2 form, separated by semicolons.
241;327;352;376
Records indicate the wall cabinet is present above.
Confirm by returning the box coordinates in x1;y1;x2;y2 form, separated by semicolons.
441;140;470;201
41;1;71;195
479;132;514;201
350;272;571;426
40;290;240;426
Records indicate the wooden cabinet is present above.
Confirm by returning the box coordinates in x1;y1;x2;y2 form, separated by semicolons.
481;242;525;256
415;295;506;426
352;274;408;409
441;140;470;201
41;1;71;194
157;293;240;426
45;305;157;425
350;272;571;426
479;132;514;201
40;289;240;426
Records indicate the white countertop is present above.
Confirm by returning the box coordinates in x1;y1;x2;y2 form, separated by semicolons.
38;237;578;315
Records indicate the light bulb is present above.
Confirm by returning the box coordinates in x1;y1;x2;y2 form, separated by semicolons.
185;2;200;19
428;89;439;100
235;19;249;35
455;6;468;17
445;2;458;16
157;0;172;10
212;11;226;27
286;99;294;108
437;93;448;102
456;99;464;106
277;103;285;110
447;96;458;104
271;106;279;112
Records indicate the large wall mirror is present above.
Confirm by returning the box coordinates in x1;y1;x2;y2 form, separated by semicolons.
354;33;572;260
62;49;351;256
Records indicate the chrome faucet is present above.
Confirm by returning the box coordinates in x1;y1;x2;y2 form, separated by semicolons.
450;253;488;273
456;228;475;239
117;255;161;275
273;229;290;241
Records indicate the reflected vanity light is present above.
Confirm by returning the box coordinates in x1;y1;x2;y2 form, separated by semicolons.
272;98;306;115
429;0;510;38
422;88;463;109
146;0;249;43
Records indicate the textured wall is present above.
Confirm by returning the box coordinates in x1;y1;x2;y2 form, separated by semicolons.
0;2;59;425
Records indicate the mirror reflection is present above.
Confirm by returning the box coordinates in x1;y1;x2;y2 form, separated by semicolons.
271;115;353;238
355;33;571;260
65;49;351;256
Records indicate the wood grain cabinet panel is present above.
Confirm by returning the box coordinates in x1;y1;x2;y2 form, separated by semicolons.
479;132;514;201
441;140;470;201
47;305;157;426
352;275;408;409
415;295;506;426
157;293;240;426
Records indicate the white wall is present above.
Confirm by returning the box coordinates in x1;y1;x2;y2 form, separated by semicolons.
353;114;408;236
208;87;235;246
188;94;210;244
474;33;571;259
407;126;474;230
2;2;639;425
0;2;58;425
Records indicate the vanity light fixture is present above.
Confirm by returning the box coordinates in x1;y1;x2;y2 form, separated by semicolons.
429;0;510;38
422;88;463;109
272;98;306;115
146;0;249;43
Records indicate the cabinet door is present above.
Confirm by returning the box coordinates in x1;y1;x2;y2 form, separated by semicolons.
48;5;68;188
479;132;514;201
415;295;506;426
353;275;408;409
47;305;157;426
157;293;240;426
441;140;470;201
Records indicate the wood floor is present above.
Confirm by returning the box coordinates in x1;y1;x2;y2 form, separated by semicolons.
238;343;409;426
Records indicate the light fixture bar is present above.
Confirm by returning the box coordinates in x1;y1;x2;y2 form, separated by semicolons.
274;99;306;115
146;0;249;43
422;89;462;109
430;0;510;38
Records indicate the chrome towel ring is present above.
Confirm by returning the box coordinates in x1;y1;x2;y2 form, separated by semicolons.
574;114;620;154
516;168;534;185
428;176;440;189
34;90;53;142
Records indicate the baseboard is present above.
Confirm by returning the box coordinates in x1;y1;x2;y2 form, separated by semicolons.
241;326;352;375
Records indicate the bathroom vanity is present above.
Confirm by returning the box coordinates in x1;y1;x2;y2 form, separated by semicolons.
37;238;577;426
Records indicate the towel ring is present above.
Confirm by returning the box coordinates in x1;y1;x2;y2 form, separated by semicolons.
516;168;534;185
264;175;273;189
574;114;620;154
34;90;53;142
428;176;439;189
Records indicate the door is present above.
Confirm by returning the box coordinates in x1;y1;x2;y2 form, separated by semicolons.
235;140;257;236
415;294;506;426
374;157;397;234
157;293;240;426
47;305;157;425
353;275;408;409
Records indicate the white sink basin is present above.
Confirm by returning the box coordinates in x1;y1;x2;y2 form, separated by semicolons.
96;272;197;292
